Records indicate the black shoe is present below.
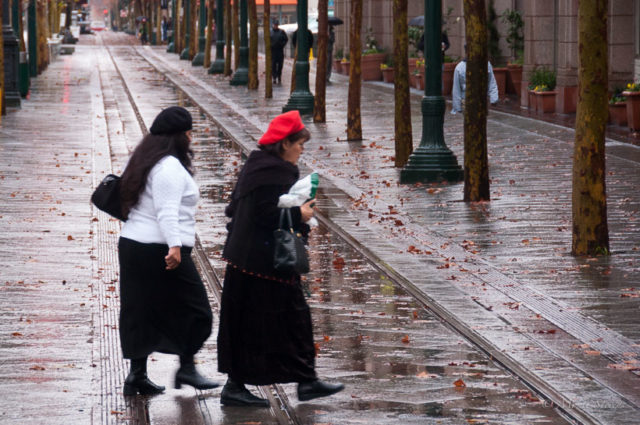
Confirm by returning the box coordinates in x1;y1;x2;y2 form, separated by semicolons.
175;363;220;390
123;358;165;396
297;379;345;401
221;380;270;407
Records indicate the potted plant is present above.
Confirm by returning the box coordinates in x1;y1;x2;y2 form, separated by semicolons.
334;48;343;73
623;82;640;131
413;59;425;90
442;55;457;95
608;88;627;126
340;53;350;75
530;67;557;113
361;28;385;81
502;8;524;97
381;58;394;83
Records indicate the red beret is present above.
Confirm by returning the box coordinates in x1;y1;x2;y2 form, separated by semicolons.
258;111;306;145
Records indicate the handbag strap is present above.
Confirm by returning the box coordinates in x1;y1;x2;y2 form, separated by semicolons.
278;208;294;231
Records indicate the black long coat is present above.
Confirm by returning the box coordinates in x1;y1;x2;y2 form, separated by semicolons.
218;149;317;385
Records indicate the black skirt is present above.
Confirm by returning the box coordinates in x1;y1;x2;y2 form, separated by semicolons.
217;265;317;385
118;237;213;359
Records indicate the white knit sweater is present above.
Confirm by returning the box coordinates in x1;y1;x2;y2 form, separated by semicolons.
121;155;199;247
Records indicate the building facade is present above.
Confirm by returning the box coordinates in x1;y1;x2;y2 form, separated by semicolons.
331;0;637;110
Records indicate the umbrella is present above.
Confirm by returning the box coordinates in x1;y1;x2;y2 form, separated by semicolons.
408;15;424;27
327;16;344;26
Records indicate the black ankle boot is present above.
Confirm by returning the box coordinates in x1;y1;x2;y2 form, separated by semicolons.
220;379;270;407
297;379;345;401
175;357;219;390
123;357;165;396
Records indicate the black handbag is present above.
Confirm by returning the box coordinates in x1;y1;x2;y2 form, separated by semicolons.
91;174;126;221
273;208;310;275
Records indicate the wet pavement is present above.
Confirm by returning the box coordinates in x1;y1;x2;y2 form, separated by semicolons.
0;30;638;424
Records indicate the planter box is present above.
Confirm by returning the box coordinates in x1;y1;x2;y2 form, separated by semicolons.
381;68;394;83
608;102;627;126
408;57;418;77
442;62;456;95
361;53;385;81
535;91;557;113
623;91;640;131
333;59;341;73
340;61;350;75
528;90;537;112
507;64;522;96
493;67;507;99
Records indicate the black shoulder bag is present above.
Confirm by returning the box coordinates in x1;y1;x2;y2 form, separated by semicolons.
273;208;310;275
91;174;126;221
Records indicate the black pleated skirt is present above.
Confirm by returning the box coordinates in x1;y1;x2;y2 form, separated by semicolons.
217;265;317;386
118;237;213;359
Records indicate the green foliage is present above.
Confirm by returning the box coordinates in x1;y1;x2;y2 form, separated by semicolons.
501;8;524;63
408;26;422;56
442;6;454;34
364;27;383;54
443;55;457;63
487;0;502;64
335;48;343;60
528;67;556;91
610;87;626;104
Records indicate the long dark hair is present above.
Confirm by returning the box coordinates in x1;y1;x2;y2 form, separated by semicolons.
120;132;194;219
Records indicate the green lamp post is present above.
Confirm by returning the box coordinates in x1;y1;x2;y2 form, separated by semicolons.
400;0;462;183
3;0;21;107
208;0;225;73
180;0;191;59
167;0;176;52
191;0;206;65
282;0;314;115
230;0;248;85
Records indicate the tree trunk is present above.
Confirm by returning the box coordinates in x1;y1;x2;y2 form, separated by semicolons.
157;0;162;45
264;0;272;98
247;0;258;89
224;0;232;75
37;0;50;73
174;0;181;52
572;0;609;256
463;0;490;202
204;0;214;67
347;0;362;141
313;0;328;122
393;0;412;166
232;0;239;69
189;0;196;59
0;0;5;117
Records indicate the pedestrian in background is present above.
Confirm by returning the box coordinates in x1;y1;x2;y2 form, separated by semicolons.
451;44;499;114
118;107;218;396
217;111;344;407
270;20;288;84
326;25;336;82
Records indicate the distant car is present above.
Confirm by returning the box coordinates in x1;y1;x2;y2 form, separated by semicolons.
90;21;107;31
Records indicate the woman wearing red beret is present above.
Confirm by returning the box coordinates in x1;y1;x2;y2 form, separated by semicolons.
217;111;344;406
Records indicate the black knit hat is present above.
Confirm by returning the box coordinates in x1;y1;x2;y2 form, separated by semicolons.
149;106;193;135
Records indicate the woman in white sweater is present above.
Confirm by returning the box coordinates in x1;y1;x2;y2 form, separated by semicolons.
118;106;218;396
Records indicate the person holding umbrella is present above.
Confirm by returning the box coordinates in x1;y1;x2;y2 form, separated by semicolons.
270;20;288;85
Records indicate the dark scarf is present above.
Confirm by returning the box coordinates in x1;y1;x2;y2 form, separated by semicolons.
227;150;299;215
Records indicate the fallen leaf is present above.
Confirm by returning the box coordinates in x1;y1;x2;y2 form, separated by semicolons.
401;335;410;344
453;379;466;388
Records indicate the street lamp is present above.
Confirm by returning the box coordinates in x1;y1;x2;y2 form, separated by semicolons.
192;0;207;65
208;0;225;74
282;0;314;115
180;0;191;60
230;0;248;85
400;0;462;184
3;0;22;107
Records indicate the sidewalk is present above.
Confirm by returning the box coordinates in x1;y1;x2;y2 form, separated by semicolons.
136;43;640;423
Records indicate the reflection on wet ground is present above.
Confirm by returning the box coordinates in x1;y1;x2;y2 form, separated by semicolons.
106;47;569;424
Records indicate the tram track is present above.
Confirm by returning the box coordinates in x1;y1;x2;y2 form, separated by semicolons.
100;42;585;425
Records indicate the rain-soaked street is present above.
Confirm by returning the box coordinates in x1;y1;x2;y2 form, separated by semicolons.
0;31;639;424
